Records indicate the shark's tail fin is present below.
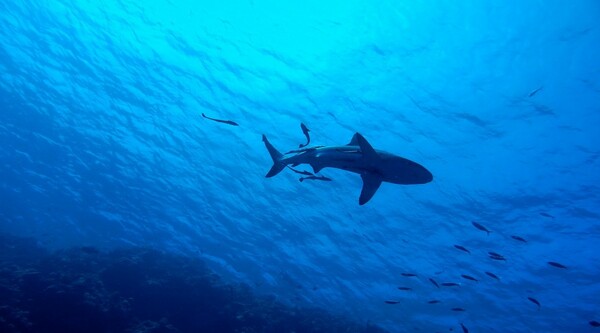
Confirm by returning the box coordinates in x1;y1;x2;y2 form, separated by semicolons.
262;134;285;177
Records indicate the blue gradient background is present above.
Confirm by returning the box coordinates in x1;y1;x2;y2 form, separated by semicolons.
1;0;599;332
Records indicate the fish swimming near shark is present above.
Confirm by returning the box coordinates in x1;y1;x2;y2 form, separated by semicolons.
262;132;433;205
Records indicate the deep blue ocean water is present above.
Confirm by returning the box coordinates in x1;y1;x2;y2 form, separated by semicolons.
1;0;599;332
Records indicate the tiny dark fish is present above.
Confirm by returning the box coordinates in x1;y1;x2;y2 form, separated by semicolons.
548;261;567;269
511;235;527;242
299;175;332;182
299;122;311;148
528;297;541;310
428;300;440;304
489;254;507;261
287;166;314;176
540;212;555;219
454;245;471;254
398;287;412;291
429;278;440;288
488;251;503;257
528;86;543;97
441;282;460;287
402;273;418;277
485;272;500;280
201;113;239;126
451;307;465;312
461;274;478;282
471;221;490;235
460;323;469;333
385;300;400;304
590;320;600;327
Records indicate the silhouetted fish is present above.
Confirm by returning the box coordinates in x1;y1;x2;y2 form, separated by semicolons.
441;282;460;287
548;261;567;269
488;252;506;261
385;300;400;304
451;307;465;312
454;245;471;254
460;323;469;333
402;273;418;277
428;300;440;304
286;166;314;176
471;221;490;235
429;278;440;288
511;235;527;242
528;86;543;97
590;320;600;327
485;272;500;280
398;287;412;291
201;113;239;126
299;175;332;182
299;123;311;148
540;212;555;219
461;274;478;282
528;297;541;310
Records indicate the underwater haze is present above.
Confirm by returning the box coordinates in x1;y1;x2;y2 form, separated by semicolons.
1;0;600;332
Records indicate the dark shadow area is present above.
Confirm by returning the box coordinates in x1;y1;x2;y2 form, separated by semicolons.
0;233;387;333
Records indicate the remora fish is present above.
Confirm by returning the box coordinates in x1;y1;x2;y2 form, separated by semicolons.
299;175;332;182
201;113;239;126
461;274;478;282
299;123;311;148
485;272;500;280
511;235;527;242
460;323;469;333
262;133;433;205
402;273;418;277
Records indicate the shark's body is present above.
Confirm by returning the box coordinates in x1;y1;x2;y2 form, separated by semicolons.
262;132;433;205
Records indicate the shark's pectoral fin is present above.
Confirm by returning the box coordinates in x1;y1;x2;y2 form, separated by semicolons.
359;173;382;205
310;163;324;174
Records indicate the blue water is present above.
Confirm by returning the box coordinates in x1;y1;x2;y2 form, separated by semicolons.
1;0;599;332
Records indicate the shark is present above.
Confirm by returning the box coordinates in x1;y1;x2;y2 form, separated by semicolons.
262;132;433;205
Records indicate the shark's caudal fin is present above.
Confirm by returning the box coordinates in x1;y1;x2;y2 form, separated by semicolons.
262;134;285;177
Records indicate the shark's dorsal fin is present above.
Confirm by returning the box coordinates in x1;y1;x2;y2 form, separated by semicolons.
347;133;361;146
359;173;382;205
355;133;380;162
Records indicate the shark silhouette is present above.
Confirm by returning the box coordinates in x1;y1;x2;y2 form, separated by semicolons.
262;132;433;205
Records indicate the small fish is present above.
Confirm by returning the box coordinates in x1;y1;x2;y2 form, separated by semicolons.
454;245;471;254
428;300;440;304
385;300;400;304
397;287;412;291
511;235;527;242
451;307;465;312
528;86;543;97
590;321;600;327
461;274;478;282
299;123;311;148
286;166;314;176
485;272;500;280
528;297;541;310
299;175;332;182
441;282;460;287
201;113;239;126
402;273;418;277
540;212;555;219
429;278;440;288
548;261;567;269
460;323;469;333
489;254;507;261
471;221;491;235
